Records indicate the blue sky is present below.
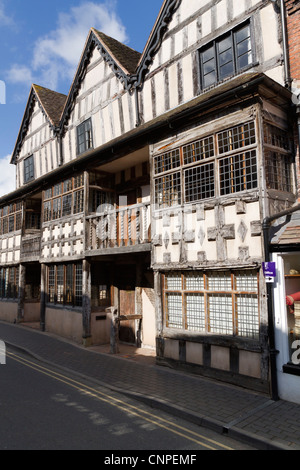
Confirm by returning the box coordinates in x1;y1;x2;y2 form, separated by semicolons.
0;0;164;197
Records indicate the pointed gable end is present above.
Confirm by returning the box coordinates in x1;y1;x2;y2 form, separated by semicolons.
11;84;67;164
60;28;141;133
135;0;181;87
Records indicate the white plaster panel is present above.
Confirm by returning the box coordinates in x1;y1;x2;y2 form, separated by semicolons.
182;54;194;103
216;0;228;29
233;0;246;18
142;80;153;123
155;71;166;116
260;5;282;62
168;63;178;110
201;9;212;38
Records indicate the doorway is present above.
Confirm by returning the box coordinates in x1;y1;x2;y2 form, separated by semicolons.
117;264;137;344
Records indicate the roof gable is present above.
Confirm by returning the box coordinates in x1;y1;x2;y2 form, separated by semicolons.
11;84;67;164
134;0;181;87
60;28;141;132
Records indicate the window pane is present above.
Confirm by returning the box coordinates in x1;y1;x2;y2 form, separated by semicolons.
236;294;259;339
52;198;61;219
185;272;204;291
184;162;215;202
201;45;217;88
220;150;257;195
208;294;233;335
217;36;234;79
155;172;181;208
235;24;252;70
48;266;55;303
154;149;180;174
218;122;256;154
207;272;232;291
235;271;258;292
56;265;64;304
165;273;182;290
77;119;93;154
183;136;214;165
75;263;82;306
66;264;73;305
73;189;84;214
166;293;182;329
186;293;205;332
62;194;72;216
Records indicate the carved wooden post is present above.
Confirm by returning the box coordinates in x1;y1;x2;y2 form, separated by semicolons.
82;259;92;346
17;264;25;323
40;263;46;331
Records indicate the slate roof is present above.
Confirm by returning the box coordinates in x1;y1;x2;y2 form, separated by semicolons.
33;84;67;127
270;210;300;246
92;28;141;75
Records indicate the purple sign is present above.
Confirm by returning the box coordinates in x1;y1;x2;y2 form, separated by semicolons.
262;262;276;278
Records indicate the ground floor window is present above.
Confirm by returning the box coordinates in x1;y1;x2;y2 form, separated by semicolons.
163;270;259;339
0;266;19;299
47;262;82;307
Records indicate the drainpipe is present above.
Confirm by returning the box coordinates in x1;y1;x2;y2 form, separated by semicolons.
263;203;300;400
278;0;292;89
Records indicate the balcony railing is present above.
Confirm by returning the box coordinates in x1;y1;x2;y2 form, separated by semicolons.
86;202;151;251
20;231;41;260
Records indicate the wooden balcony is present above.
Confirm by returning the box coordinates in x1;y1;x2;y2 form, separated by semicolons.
86;202;151;255
20;230;41;261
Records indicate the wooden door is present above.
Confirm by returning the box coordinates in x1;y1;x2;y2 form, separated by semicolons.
119;289;136;343
117;264;136;344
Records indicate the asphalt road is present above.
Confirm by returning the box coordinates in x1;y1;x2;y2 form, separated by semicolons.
0;346;255;452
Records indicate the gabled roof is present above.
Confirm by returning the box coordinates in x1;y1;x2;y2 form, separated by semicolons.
60;28;141;131
33;85;67;127
92;29;141;75
11;84;67;164
11;0;181;154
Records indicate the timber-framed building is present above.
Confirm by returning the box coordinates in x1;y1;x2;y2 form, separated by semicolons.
1;0;300;399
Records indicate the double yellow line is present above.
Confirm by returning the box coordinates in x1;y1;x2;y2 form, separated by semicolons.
7;350;233;451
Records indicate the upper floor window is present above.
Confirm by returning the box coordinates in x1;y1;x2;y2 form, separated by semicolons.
43;174;84;222
154;120;257;209
24;155;34;184
77;118;93;155
199;21;253;90
0;201;22;235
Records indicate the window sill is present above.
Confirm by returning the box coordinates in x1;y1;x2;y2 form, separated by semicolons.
283;363;300;376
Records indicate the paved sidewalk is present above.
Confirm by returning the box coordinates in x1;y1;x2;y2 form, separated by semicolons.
1;320;300;450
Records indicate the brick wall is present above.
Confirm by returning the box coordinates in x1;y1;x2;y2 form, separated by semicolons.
285;1;300;200
285;0;300;82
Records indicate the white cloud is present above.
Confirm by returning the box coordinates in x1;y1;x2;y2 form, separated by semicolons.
6;1;128;91
0;0;14;27
6;65;34;85
0;155;16;197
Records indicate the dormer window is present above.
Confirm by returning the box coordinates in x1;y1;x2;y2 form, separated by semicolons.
24;155;34;184
77;118;93;155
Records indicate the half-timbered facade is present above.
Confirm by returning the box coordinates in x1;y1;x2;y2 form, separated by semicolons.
0;0;299;397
